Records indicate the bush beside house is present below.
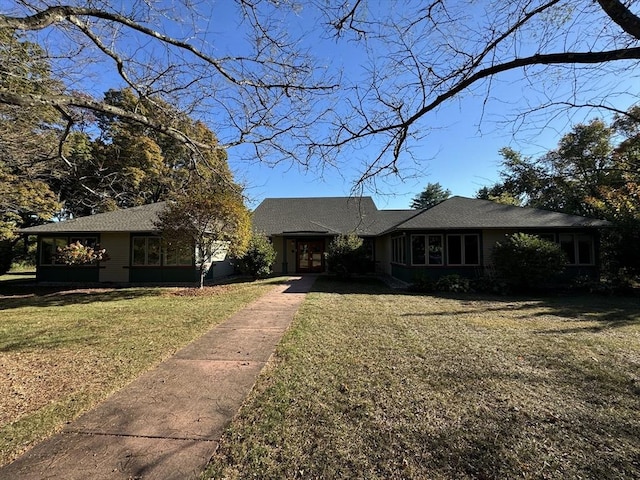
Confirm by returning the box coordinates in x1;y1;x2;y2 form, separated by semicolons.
326;233;369;278
236;233;277;279
492;233;567;291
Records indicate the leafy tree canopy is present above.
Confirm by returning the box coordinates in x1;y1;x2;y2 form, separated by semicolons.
155;177;251;288
479;104;640;275
0;30;62;241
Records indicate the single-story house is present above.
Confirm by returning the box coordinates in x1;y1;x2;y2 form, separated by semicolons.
19;202;233;283
252;196;611;282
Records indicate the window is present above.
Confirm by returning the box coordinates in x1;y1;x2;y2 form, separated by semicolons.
411;235;426;265
165;244;194;266
537;233;555;243
70;236;98;248
41;237;68;265
428;235;444;265
560;234;594;265
132;236;162;266
392;236;406;264
447;234;480;266
411;234;443;265
40;236;98;265
361;238;374;261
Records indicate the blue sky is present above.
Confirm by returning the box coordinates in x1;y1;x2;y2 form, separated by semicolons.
33;0;638;211
210;2;639;210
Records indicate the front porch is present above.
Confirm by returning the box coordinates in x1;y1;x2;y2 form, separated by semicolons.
273;235;328;274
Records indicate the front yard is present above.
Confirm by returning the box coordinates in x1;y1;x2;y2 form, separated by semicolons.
0;277;282;466
205;277;640;479
1;275;639;478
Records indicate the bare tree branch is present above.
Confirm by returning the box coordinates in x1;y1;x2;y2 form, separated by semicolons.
597;0;640;40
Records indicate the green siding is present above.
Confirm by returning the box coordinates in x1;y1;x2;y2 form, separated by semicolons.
391;264;483;283
37;266;100;283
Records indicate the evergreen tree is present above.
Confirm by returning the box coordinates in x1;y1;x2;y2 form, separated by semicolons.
410;183;451;209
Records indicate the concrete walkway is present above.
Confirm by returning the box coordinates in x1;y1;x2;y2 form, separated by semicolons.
0;275;317;480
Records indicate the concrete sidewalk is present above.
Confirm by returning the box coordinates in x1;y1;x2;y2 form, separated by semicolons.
0;275;317;480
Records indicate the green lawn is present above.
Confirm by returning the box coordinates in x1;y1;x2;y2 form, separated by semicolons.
0;277;284;466
205;277;640;480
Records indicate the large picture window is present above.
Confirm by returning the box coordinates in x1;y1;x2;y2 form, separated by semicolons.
559;234;594;265
132;237;162;266
41;237;68;265
392;236;406;264
40;236;98;265
411;235;443;265
165;246;194;266
447;234;480;266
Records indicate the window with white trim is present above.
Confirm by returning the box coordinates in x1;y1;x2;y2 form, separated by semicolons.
40;236;98;265
132;236;162;266
446;234;480;266
165;245;194;266
411;234;443;265
391;236;406;264
40;237;68;265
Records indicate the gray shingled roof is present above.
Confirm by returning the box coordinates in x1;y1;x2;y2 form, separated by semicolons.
394;196;611;230
253;196;610;236
20;196;610;237
252;197;416;236
18;202;167;234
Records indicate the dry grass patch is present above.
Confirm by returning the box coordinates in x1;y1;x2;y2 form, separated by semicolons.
206;277;640;480
0;277;284;466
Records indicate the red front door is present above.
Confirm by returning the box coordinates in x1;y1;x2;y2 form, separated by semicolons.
297;240;325;273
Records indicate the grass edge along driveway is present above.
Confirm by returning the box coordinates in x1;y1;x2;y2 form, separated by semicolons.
0;277;285;466
205;277;640;480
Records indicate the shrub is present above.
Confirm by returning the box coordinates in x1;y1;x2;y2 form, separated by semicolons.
326;233;368;278
56;241;109;265
435;274;471;293
409;275;436;293
492;233;567;291
471;271;510;295
236;232;277;279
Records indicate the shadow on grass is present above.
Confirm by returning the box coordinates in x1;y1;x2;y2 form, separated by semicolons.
309;275;395;295
0;325;102;353
312;275;640;331
0;284;161;311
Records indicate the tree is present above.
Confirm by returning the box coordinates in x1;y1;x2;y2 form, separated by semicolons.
2;1;640;188
0;29;62;272
410;183;451;209
55;241;109;266
54;88;235;217
155;178;251;288
476;187;522;207
0;2;336;175
480;106;640;275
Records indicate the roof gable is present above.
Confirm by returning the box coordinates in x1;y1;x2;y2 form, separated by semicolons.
253;197;410;236
19;202;167;234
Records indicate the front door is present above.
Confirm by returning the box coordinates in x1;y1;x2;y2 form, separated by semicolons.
297;240;325;273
